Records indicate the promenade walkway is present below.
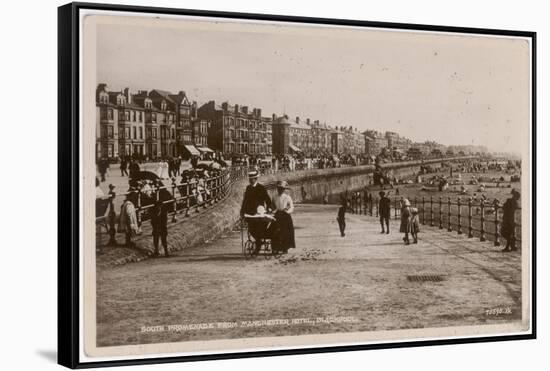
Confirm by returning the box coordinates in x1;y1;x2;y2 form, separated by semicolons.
96;203;523;347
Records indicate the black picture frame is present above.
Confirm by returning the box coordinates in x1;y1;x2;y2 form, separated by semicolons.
58;2;537;368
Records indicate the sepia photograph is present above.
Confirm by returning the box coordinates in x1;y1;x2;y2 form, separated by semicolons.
66;3;534;365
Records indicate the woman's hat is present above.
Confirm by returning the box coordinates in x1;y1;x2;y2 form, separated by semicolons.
511;188;520;197
256;205;266;215
403;199;411;206
108;184;115;190
379;191;385;197
276;180;290;189
248;170;259;179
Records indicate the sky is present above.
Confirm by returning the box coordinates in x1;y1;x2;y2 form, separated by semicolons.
94;14;531;154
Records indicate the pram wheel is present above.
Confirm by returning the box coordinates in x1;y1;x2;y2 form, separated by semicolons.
263;240;272;260
243;240;256;259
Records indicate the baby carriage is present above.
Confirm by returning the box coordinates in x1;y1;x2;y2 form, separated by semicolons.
240;208;283;259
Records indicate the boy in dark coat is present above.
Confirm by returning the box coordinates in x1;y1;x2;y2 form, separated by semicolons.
336;200;353;237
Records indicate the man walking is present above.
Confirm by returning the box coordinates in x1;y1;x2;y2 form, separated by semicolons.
120;156;128;177
97;158;109;182
240;170;272;254
379;191;391;234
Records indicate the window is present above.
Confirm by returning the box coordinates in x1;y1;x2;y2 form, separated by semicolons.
153;128;157;139
171;128;175;139
107;109;113;120
152;113;156;123
125;127;130;139
146;128;152;139
132;111;136;122
139;127;143;139
133;127;137;139
125;111;130;121
108;126;114;139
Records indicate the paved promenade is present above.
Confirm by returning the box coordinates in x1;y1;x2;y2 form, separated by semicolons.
96;203;523;347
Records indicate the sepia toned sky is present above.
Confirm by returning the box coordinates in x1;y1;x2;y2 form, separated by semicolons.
94;15;531;154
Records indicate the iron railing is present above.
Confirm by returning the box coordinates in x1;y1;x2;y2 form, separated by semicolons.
348;192;522;249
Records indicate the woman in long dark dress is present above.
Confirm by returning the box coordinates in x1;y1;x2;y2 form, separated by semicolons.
271;180;295;253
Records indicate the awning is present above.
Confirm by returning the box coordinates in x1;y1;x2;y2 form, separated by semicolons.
289;144;302;153
184;145;201;156
197;146;214;153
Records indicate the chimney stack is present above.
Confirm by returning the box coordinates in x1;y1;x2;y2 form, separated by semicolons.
123;87;131;104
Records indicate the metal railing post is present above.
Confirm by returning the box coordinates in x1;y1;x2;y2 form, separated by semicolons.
171;179;177;222
493;199;501;246
480;200;486;242
447;197;453;232
185;181;190;217
467;197;473;238
430;196;434;227
439;196;443;229
457;196;462;234
135;190;142;235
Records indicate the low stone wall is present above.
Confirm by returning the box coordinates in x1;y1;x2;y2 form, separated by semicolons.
101;157;471;266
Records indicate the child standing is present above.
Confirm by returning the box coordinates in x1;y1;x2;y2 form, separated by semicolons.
410;207;420;244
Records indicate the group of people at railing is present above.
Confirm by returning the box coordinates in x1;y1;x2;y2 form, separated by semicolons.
340;187;521;252
95;164;235;254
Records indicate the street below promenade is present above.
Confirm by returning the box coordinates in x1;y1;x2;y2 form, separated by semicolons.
96;203;523;347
